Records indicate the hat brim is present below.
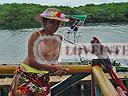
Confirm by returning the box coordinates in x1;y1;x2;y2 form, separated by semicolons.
35;14;69;23
42;16;69;22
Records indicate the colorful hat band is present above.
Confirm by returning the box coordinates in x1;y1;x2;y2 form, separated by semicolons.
40;11;65;19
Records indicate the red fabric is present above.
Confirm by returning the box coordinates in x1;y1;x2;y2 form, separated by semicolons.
10;67;50;96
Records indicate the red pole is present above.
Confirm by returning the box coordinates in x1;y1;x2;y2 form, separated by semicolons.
109;68;128;94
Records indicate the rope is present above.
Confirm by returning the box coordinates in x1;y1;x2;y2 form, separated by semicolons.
63;17;88;64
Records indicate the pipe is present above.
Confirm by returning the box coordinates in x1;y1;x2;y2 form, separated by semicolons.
92;66;118;96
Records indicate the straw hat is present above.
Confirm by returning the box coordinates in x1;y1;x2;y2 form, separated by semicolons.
36;8;69;23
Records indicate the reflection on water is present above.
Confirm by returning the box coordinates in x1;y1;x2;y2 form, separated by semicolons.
0;25;128;65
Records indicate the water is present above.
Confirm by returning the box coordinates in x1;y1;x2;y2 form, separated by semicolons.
0;24;128;65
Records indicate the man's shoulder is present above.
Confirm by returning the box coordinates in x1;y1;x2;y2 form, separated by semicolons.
28;31;40;42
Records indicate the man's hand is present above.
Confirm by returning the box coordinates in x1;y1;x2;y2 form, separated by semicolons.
51;64;69;76
115;86;126;96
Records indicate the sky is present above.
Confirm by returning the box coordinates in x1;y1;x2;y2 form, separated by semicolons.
0;0;128;6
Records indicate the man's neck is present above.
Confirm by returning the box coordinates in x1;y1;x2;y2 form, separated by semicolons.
41;29;54;36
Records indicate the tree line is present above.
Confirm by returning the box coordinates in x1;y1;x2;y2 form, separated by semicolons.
0;2;128;30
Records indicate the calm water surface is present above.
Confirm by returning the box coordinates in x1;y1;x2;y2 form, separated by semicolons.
0;24;128;65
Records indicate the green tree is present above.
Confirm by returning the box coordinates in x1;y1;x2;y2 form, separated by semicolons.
1;2;128;30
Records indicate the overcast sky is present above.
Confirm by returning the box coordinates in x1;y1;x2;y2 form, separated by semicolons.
0;0;128;6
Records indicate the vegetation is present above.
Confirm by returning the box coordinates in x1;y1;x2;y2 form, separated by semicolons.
0;2;128;30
